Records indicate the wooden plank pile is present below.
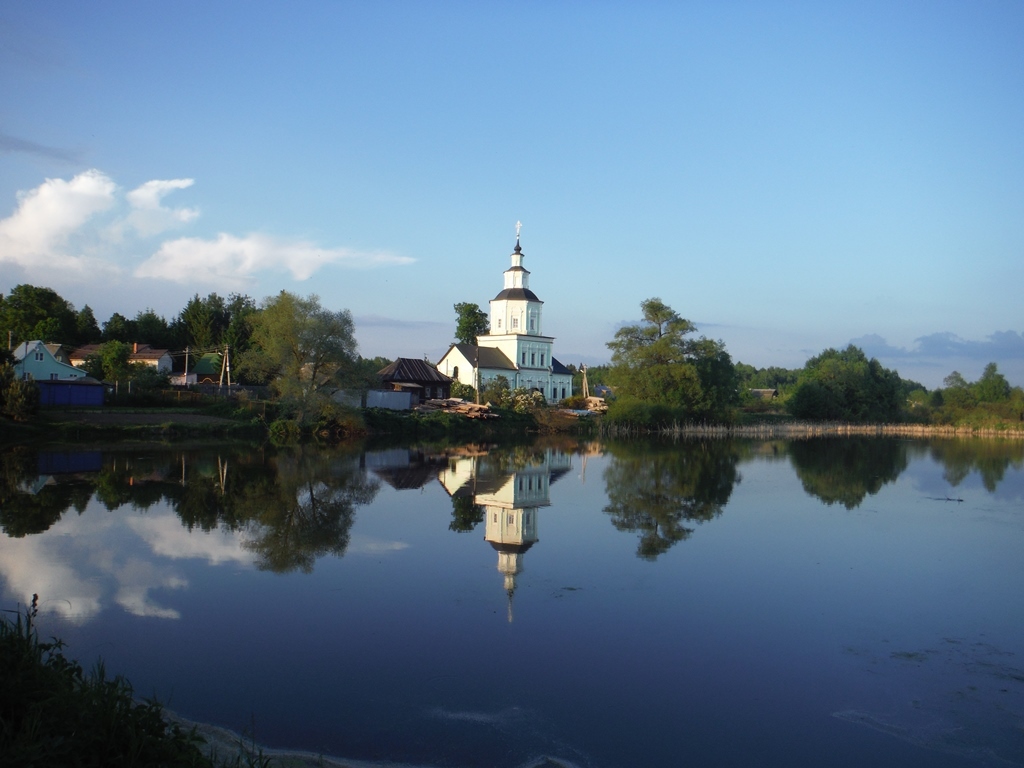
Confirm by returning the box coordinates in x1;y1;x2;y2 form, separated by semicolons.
415;398;500;419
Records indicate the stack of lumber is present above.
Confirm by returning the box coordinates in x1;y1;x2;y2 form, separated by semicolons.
415;398;500;419
585;396;608;413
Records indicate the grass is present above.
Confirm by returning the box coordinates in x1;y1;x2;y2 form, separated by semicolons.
0;597;274;768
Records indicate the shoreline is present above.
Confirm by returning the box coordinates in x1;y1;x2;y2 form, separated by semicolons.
164;710;581;768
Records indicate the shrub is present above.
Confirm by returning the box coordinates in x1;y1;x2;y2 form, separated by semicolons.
268;418;301;445
0;601;213;767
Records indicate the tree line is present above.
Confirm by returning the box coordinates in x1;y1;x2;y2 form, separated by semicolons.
0;283;393;427
601;297;1023;429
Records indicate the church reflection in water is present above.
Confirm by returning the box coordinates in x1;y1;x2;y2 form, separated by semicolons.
437;448;573;621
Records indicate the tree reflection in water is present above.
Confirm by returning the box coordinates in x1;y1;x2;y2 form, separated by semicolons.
602;440;740;560
787;437;908;509
0;446;380;573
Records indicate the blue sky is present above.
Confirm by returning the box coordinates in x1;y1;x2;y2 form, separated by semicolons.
1;1;1021;388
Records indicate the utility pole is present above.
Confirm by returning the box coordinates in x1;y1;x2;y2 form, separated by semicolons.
225;345;231;386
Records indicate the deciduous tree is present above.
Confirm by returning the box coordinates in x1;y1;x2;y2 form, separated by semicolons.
454;302;489;345
241;291;357;417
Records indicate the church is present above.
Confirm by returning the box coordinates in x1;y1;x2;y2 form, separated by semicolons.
437;232;574;402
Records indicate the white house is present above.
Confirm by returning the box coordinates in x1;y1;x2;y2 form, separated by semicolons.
437;235;574;402
12;340;88;381
69;343;173;374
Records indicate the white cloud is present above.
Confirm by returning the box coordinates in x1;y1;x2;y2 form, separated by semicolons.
122;178;199;237
0;170;414;296
135;232;415;290
126;513;252;566
0;169;119;275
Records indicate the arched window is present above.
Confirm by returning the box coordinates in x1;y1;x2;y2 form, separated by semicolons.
453;365;459;379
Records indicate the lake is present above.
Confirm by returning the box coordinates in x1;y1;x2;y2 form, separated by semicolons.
1;437;1022;768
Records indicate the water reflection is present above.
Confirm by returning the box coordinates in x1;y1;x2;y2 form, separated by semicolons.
3;436;1023;598
2;438;1023;766
787;437;909;509
0;446;381;573
601;440;740;560
436;446;573;621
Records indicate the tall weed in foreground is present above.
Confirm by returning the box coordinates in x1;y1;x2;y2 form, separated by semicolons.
0;595;241;767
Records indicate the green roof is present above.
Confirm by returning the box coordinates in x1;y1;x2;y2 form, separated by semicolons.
192;352;222;375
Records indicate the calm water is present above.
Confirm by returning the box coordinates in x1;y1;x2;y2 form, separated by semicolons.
1;437;1022;768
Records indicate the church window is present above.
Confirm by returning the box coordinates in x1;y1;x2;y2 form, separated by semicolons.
540;353;545;365
507;514;515;525
521;352;526;365
529;317;535;330
493;513;498;522
531;353;536;366
511;317;519;329
497;319;501;329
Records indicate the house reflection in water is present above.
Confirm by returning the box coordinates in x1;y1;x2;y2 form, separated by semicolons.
438;449;573;621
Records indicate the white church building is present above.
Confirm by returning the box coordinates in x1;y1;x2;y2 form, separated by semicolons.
437;234;574;402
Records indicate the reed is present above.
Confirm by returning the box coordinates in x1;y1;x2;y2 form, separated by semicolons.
601;421;1024;440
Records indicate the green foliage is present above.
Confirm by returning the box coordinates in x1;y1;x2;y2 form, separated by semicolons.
604;398;686;429
510;387;546;413
453;302;489;345
450;380;476;401
340;355;391;391
0;284;78;346
606;298;737;420
100;340;133;380
560;394;587;410
133;308;177;349
0;601;215;767
788;438;908;508
240;291;356;422
75;305;103;345
602;440;739;560
102;312;136;342
735;363;801;395
268;419;302;445
786;345;903;422
449;495;485;532
480;375;512;407
0;364;40;421
928;363;1024;428
974;362;1011;403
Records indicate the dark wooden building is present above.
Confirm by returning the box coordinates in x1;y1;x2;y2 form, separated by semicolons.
378;358;454;404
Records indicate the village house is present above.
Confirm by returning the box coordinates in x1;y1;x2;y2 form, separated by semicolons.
436;234;573;402
12;340;104;406
378;357;453;404
69;342;174;374
12;340;88;381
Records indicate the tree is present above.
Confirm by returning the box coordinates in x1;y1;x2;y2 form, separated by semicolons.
606;297;737;419
74;305;102;345
786;345;903;423
0;285;77;345
178;294;222;351
102;312;136;342
973;363;1010;403
0;363;40;421
602;440;738;560
241;291;357;417
134;309;175;348
454;302;489;345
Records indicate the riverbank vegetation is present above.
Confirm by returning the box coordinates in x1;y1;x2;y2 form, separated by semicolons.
3;285;1023;442
0;599;271;768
